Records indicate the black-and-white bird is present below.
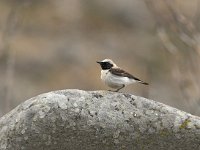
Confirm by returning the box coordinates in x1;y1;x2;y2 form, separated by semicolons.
97;59;148;92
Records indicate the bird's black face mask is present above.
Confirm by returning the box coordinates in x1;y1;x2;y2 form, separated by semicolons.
97;61;113;70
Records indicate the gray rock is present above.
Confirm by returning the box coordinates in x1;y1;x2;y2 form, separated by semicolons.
0;89;200;150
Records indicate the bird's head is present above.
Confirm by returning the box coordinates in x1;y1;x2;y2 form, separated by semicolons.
97;59;117;70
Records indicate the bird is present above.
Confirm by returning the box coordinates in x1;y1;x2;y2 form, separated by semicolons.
97;59;148;92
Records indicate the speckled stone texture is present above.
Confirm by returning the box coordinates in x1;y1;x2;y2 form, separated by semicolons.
0;89;200;150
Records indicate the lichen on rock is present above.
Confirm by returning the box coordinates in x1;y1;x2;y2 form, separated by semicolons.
0;89;200;150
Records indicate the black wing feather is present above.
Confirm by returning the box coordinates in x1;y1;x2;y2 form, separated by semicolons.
109;68;148;85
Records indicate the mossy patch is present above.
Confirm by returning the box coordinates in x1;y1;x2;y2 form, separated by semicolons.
159;128;170;137
179;118;191;129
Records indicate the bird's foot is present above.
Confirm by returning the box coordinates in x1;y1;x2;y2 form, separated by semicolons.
107;89;118;92
108;89;120;92
108;89;114;92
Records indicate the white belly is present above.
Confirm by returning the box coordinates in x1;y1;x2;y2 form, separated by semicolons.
101;70;135;89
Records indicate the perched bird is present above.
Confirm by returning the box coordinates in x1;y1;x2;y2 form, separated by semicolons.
97;59;148;92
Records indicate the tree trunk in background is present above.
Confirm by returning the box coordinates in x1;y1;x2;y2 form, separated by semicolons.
144;0;200;114
1;5;19;113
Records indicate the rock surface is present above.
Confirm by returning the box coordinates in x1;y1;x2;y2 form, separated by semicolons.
0;89;200;150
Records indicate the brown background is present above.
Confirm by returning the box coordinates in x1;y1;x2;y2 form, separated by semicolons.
0;0;200;117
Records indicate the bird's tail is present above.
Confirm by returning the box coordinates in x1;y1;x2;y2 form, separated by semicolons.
139;81;149;85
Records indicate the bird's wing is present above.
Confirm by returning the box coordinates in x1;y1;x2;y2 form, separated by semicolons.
109;68;140;80
109;68;148;85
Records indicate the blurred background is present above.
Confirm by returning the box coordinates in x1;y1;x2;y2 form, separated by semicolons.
0;0;200;117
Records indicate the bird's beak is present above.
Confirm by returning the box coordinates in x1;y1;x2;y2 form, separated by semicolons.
96;61;101;64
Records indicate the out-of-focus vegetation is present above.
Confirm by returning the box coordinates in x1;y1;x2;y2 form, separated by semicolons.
0;0;200;116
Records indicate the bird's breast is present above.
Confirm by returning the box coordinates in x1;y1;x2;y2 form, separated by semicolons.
101;70;108;81
100;70;123;88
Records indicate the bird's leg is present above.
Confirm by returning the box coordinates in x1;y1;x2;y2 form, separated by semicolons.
114;85;125;92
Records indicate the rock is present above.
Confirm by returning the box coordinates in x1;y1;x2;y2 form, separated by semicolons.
0;89;200;150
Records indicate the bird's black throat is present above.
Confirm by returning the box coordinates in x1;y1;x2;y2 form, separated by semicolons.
97;62;113;70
